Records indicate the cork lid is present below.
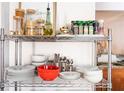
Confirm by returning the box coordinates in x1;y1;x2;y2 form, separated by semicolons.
15;8;25;13
26;9;36;15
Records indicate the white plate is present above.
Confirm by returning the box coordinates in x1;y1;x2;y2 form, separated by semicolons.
59;72;80;80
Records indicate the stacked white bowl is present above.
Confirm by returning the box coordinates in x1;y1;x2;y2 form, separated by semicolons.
76;66;103;83
6;65;36;81
31;55;48;66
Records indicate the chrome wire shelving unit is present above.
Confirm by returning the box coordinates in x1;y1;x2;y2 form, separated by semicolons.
0;28;112;91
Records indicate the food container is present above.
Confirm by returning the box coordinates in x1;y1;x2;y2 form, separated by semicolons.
37;65;60;81
13;16;24;35
25;9;36;35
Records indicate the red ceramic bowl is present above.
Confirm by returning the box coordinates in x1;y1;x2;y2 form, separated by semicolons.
37;65;60;81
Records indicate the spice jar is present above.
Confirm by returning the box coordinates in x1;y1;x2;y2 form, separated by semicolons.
88;21;94;35
78;21;83;34
83;21;89;34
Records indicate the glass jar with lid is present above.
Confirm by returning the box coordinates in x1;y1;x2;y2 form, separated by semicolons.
34;10;45;35
25;9;36;35
13;16;24;35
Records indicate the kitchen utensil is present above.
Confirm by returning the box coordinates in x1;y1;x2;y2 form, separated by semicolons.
59;72;80;80
37;65;60;81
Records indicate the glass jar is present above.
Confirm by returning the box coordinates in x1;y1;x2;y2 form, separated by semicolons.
25;9;36;35
34;11;45;35
13;16;24;35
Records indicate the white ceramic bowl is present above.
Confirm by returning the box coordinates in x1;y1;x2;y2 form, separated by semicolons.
32;55;48;62
84;69;103;76
59;72;81;80
32;62;45;66
84;74;103;83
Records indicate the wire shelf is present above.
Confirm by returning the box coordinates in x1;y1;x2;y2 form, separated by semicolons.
0;77;108;90
5;34;109;42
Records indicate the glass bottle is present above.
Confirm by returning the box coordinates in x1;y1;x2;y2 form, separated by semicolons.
44;3;53;36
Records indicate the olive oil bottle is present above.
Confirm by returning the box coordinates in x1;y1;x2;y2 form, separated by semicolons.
44;3;53;36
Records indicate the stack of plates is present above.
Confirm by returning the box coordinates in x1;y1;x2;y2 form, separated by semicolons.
6;65;36;81
31;55;48;66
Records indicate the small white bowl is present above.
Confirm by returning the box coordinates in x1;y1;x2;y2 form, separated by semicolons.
32;55;48;62
84;69;103;76
84;75;103;83
59;72;81;80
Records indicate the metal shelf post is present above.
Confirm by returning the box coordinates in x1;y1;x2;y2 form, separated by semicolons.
0;28;5;91
108;29;112;90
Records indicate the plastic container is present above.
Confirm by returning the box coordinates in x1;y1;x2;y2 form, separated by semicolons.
37;65;60;81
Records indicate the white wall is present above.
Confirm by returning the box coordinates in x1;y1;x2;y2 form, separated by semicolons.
96;2;124;11
9;2;96;67
0;3;1;27
57;2;95;30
